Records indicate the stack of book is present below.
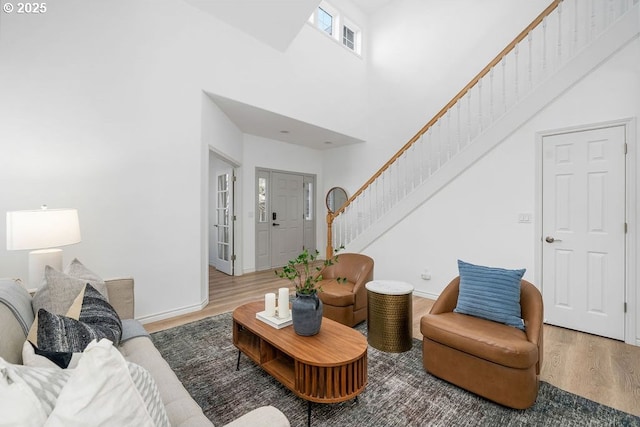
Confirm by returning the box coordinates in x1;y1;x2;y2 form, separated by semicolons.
256;310;292;329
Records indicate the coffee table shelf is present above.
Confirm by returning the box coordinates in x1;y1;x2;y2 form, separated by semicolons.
263;356;295;389
233;301;367;407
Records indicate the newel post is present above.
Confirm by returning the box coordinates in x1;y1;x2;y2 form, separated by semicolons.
326;212;334;260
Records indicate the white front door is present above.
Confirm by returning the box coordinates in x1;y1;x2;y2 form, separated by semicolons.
271;172;303;268
213;168;234;275
541;125;626;340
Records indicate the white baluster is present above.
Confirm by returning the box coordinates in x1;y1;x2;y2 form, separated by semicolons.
391;160;398;204
527;31;533;90
489;68;495;121
456;101;462;154
467;92;472;145
573;0;579;56
419;132;426;183
501;57;507;114
446;111;452;161
557;1;563;66
411;143;418;190
542;15;548;76
477;79;483;133
398;154;404;199
384;169;391;213
590;0;596;41
436;121;442;168
513;43;520;102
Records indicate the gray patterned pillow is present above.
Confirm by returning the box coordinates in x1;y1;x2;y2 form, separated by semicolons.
37;284;122;354
128;362;171;427
32;263;108;316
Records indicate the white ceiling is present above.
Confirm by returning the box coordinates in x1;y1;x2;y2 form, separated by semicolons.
349;0;395;15
207;93;365;150
182;0;320;52
187;0;394;150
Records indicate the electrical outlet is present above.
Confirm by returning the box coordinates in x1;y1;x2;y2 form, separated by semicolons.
421;269;431;280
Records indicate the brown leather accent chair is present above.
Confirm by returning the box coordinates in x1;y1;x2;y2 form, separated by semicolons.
421;276;543;409
317;253;374;327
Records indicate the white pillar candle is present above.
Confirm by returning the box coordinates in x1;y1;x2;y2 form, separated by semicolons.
265;293;276;317
278;287;290;318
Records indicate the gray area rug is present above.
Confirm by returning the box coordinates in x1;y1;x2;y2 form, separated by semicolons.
151;313;640;427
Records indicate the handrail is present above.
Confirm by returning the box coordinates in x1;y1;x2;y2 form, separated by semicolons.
327;0;562;258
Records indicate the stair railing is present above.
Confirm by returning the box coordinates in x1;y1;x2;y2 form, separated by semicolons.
327;0;637;258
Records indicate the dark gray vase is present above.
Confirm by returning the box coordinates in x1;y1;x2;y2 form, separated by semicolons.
292;292;323;336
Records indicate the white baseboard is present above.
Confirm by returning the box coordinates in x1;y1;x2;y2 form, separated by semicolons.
413;289;439;301
136;299;208;324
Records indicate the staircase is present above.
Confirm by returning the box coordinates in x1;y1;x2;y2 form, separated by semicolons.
327;0;640;257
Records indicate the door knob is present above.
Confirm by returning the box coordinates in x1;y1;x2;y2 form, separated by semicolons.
272;223;280;226
545;236;561;243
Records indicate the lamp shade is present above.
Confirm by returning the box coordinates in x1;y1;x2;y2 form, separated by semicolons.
6;207;81;250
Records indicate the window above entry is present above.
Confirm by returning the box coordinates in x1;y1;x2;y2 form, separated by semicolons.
308;1;362;56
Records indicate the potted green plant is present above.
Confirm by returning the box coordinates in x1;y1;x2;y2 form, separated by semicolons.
275;247;345;336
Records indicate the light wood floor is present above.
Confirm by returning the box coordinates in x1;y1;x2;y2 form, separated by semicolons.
145;266;640;417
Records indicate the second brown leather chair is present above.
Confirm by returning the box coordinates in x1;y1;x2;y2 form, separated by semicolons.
317;253;374;327
421;276;543;409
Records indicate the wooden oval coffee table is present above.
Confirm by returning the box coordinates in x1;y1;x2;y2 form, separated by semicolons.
233;301;367;426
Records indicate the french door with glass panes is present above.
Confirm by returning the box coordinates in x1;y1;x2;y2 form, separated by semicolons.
213;168;234;275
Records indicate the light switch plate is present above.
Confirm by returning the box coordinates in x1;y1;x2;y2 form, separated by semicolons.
518;213;532;223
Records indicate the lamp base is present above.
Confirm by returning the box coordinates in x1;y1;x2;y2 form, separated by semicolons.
28;248;63;290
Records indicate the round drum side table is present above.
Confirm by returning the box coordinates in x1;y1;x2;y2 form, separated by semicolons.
365;280;414;353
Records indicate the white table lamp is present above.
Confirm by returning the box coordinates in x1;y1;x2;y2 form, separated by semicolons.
6;205;81;289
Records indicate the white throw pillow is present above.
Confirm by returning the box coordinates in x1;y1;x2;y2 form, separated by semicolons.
0;358;48;427
45;339;163;427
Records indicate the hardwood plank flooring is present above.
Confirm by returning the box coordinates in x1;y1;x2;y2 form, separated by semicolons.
145;266;640;417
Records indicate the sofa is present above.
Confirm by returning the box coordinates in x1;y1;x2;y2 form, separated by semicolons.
0;275;290;427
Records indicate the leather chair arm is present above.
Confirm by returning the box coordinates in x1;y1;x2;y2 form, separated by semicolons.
352;262;373;311
520;280;544;373
429;277;460;315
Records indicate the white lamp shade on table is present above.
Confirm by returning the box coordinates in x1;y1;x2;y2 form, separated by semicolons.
6;207;81;289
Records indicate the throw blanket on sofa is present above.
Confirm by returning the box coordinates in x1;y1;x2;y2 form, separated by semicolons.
0;279;34;335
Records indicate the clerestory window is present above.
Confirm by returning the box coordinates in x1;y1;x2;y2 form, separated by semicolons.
309;2;362;56
343;25;355;50
318;7;333;36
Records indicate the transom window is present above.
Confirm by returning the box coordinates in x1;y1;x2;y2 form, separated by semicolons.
318;7;333;36
343;25;355;50
308;1;362;56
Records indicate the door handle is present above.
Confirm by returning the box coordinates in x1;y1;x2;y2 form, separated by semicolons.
272;223;280;226
545;236;561;243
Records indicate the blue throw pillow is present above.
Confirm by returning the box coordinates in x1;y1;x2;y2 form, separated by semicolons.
454;260;526;330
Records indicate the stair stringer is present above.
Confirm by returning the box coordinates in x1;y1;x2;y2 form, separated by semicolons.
344;5;639;255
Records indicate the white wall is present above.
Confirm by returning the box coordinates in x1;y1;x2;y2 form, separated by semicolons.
0;1;208;321
0;0;366;321
364;37;640;342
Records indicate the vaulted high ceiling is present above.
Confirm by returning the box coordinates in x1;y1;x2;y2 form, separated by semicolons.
182;0;395;149
182;0;321;52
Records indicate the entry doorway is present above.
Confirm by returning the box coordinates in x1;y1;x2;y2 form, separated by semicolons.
209;153;236;276
255;169;316;271
539;123;627;340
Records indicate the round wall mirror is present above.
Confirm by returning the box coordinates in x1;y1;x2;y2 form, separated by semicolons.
326;187;348;213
